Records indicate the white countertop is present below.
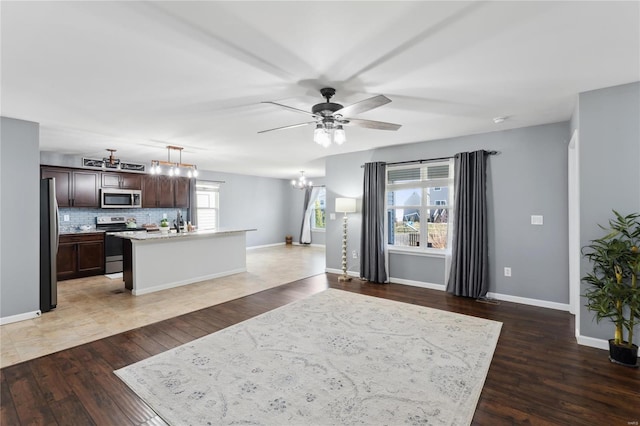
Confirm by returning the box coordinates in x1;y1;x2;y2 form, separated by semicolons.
60;229;105;235
110;228;256;242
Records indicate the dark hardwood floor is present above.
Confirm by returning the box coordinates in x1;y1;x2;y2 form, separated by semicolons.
2;274;638;425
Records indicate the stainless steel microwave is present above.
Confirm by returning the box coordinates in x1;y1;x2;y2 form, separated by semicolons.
100;188;142;209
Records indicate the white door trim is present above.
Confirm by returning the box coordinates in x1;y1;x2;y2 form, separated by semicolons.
568;129;580;336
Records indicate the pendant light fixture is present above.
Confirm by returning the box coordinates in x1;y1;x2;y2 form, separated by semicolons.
102;149;121;170
149;146;199;178
291;171;312;189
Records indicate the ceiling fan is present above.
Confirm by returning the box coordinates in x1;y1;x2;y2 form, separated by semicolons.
259;88;401;147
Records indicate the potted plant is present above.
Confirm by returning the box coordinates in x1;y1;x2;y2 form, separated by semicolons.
160;218;169;234
582;210;640;367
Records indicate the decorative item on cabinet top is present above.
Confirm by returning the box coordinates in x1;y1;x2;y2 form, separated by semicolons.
83;149;145;172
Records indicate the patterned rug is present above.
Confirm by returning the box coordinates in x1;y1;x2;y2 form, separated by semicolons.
115;289;502;425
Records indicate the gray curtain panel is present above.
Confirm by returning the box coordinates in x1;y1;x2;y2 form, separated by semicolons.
299;186;312;244
360;162;388;283
447;150;489;298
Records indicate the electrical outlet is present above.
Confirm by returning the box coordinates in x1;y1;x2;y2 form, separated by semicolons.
352;250;358;259
329;213;336;220
504;267;512;277
63;214;70;222
162;213;167;219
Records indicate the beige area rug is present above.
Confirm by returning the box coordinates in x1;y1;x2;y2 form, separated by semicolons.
115;289;502;425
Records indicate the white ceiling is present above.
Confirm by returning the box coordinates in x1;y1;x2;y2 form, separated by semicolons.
2;1;638;179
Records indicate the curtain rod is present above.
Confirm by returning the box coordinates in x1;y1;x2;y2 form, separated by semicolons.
360;150;498;168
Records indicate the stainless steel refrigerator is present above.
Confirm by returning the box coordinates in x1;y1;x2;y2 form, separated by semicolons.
40;178;59;312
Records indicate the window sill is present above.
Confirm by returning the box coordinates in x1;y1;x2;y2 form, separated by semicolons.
311;228;325;233
387;246;448;258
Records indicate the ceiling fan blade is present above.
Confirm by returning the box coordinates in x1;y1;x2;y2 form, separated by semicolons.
262;101;317;118
258;121;316;134
336;94;391;117
345;118;401;131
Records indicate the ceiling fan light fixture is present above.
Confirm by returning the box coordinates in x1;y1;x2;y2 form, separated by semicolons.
259;88;399;147
334;125;346;145
314;124;332;147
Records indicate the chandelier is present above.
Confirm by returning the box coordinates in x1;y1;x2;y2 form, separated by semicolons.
102;149;121;170
149;145;199;178
291;171;312;189
313;118;346;148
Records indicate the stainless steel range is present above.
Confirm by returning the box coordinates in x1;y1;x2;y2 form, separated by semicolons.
96;216;146;274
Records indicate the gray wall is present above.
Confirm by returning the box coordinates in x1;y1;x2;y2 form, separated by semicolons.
325;122;571;304
578;81;640;341
195;170;293;247
1;117;40;319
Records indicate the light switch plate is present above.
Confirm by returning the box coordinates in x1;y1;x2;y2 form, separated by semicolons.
329;213;336;220
531;215;543;225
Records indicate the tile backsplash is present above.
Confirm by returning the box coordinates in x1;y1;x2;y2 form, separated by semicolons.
59;207;188;232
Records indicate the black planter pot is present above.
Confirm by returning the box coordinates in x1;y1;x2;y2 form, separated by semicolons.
608;339;639;368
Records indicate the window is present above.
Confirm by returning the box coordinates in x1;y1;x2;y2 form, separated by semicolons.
196;181;219;230
312;187;326;230
386;160;454;250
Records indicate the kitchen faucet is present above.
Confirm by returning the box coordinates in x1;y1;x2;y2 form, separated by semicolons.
174;210;183;233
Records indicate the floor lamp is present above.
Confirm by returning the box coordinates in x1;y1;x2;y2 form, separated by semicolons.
335;198;356;282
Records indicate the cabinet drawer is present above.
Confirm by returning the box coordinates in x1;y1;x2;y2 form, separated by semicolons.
60;233;104;243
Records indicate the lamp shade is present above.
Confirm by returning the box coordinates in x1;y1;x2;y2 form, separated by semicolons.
335;198;356;213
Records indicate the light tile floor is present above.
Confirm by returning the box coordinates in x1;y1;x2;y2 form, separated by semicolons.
0;245;325;368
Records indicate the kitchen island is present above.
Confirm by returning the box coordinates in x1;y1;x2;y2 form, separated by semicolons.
113;229;255;295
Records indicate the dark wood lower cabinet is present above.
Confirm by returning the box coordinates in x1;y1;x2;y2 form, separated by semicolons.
57;233;105;281
56;243;77;280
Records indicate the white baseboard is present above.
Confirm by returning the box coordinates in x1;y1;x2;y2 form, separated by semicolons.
247;243;326;250
486;292;570;311
246;243;285;250
389;277;446;291
383;278;569;311
576;335;640;358
325;268;359;277
293;242;325;248
0;309;41;325
576;335;609;351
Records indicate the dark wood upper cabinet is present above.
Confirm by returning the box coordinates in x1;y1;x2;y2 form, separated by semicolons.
41;167;99;208
41;168;72;207
141;175;160;208
141;175;189;208
158;176;176;207
72;171;100;207
41;166;188;210
101;172;142;190
174;177;190;208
